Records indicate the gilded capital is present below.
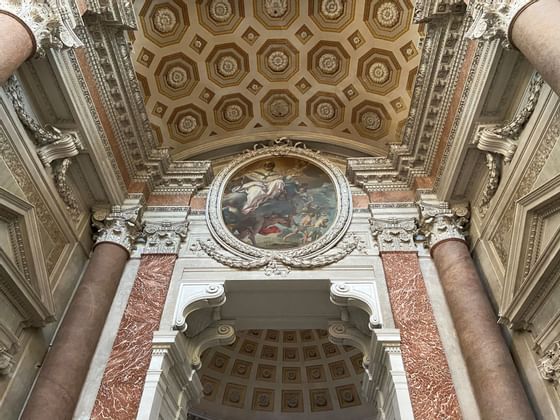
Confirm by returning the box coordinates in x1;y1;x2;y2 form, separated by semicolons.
142;221;188;255
92;205;143;254
0;0;82;57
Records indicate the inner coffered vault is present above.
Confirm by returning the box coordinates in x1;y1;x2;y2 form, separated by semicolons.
131;0;422;159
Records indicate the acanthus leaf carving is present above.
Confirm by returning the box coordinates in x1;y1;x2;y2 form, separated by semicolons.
418;199;470;248
91;204;143;254
0;0;83;57
142;221;188;255
370;218;418;252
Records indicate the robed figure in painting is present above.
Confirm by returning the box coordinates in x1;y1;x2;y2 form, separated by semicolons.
221;157;337;250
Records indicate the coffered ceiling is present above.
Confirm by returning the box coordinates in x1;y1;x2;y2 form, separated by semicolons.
190;329;372;419
131;0;422;159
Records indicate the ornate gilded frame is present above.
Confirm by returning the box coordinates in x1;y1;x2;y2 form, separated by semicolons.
204;139;354;266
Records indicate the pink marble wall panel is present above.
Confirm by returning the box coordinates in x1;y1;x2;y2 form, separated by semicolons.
91;254;176;420
381;252;461;419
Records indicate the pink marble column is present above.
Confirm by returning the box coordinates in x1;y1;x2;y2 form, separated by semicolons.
21;206;141;420
0;12;35;84
380;252;461;419
91;254;176;420
510;0;560;95
21;243;130;420
431;238;535;419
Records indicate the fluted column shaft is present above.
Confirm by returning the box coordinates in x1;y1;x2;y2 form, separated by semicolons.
431;238;534;419
21;243;130;420
510;0;560;95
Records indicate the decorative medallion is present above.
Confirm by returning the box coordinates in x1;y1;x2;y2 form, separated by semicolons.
270;98;290;118
217;55;239;77
321;0;344;19
267;51;289;72
318;53;339;74
368;62;390;84
209;0;232;22
317;102;336;120
224;104;243;122
152;7;177;33
361;111;381;130
178;115;198;134
165;66;188;88
202;139;355;274
264;0;288;17
376;1;400;28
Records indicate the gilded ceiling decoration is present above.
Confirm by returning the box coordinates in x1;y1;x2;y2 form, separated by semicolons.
190;329;372;419
132;0;422;159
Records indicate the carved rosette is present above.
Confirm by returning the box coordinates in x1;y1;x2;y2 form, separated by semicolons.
0;0;82;57
465;0;537;48
202;138;354;274
370;218;417;252
92;206;143;254
419;202;469;249
142;221;188;255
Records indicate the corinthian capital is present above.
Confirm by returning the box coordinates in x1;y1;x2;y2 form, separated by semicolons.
0;0;82;57
370;218;418;252
92;205;143;254
465;0;538;48
418;201;469;249
142;221;188;255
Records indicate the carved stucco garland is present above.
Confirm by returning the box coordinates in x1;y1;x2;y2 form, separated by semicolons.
196;233;360;276
475;72;544;216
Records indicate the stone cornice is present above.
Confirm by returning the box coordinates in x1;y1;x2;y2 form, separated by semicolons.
0;0;82;57
346;11;470;192
76;8;213;197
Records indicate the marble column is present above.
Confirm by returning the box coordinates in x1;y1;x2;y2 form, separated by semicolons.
371;218;461;419
21;206;142;420
0;0;82;84
467;0;560;95
420;204;535;419
91;221;187;420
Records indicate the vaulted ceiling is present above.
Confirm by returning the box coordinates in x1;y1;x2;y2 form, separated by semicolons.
131;0;422;160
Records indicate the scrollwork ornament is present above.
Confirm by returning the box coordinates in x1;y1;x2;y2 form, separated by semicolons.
205;138;353;267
